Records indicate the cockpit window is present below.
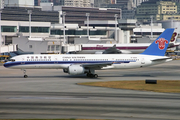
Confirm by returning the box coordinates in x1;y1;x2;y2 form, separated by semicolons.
11;59;15;62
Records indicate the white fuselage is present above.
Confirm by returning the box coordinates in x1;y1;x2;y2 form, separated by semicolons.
4;54;172;70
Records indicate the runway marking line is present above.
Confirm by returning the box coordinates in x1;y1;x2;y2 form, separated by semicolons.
2;118;104;120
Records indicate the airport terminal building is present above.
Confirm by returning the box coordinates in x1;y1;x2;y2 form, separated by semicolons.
2;6;121;25
0;6;121;54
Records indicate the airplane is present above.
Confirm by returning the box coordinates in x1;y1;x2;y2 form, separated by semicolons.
4;28;175;78
75;28;179;54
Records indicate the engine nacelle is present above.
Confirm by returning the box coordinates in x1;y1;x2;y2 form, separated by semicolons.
68;65;85;75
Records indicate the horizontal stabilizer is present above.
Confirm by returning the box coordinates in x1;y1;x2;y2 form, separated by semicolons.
150;58;172;62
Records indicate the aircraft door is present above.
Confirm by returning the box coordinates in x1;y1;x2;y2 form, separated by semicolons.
21;58;25;65
54;57;58;64
141;58;145;64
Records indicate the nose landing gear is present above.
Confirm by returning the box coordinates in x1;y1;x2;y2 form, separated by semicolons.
22;69;28;78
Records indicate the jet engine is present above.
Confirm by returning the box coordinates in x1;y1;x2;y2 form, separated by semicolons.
68;65;85;75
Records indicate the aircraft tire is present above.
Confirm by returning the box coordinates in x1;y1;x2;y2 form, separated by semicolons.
24;75;28;78
87;73;90;77
94;74;98;78
90;74;94;78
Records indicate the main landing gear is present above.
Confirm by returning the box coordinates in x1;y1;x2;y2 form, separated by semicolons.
86;69;98;78
86;73;98;78
23;69;28;78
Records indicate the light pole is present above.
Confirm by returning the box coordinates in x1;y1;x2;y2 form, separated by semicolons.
171;16;174;28
28;10;32;38
0;10;2;54
120;9;122;19
150;15;153;38
114;14;118;42
63;12;66;44
86;13;90;38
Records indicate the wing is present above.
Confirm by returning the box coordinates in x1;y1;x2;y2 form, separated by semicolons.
82;62;113;69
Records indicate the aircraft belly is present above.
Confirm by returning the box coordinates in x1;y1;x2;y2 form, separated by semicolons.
112;62;145;69
32;64;69;69
8;63;68;69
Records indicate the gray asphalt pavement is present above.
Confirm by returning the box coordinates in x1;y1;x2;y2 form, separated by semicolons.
0;60;180;119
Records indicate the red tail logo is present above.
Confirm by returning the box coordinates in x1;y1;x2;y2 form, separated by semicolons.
155;38;168;50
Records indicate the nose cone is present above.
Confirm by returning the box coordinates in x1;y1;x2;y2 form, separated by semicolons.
3;62;12;68
3;62;8;68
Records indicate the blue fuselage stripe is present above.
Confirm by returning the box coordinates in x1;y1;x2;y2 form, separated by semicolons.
4;61;136;68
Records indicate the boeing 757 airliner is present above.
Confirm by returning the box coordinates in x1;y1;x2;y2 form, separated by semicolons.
4;28;175;78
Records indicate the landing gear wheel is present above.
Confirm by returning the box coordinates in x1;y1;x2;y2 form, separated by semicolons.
87;71;98;78
86;73;90;77
90;74;94;78
23;69;28;78
24;75;28;78
94;74;98;78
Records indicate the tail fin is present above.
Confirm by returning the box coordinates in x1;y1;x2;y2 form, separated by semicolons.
170;28;180;44
141;28;175;56
168;28;180;48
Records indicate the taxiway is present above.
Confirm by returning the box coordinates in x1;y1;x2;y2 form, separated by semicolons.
0;60;180;120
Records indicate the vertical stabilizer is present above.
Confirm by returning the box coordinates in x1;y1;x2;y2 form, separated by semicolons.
141;28;175;56
170;28;180;44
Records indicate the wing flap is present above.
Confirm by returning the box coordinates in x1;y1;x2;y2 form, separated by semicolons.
82;62;113;68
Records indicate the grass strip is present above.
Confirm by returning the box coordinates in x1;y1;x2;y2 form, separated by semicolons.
78;80;180;93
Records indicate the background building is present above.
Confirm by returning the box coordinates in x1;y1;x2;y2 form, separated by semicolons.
36;0;93;7
64;0;91;7
0;6;121;49
1;7;59;23
4;0;34;7
100;0;133;10
50;6;121;25
34;0;64;6
94;0;135;19
148;0;180;3
94;0;112;7
34;0;41;6
136;1;180;22
1;5;121;25
53;0;65;5
133;0;149;8
0;0;4;9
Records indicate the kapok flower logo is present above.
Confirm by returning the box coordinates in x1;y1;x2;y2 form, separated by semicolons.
155;38;168;50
